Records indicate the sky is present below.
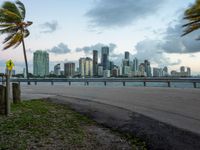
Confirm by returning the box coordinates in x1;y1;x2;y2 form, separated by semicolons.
0;0;200;75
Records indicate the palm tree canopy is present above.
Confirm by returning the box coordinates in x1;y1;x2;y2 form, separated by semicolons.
182;0;200;37
0;0;32;49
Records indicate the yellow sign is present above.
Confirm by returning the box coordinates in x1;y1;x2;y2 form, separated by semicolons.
6;59;14;71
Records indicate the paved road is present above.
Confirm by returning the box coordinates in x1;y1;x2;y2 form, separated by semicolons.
21;85;200;135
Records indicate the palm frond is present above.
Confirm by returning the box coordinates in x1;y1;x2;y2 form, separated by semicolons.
23;29;30;38
2;1;22;20
182;23;200;36
184;14;200;20
25;21;33;27
0;23;15;27
182;0;200;37
3;31;23;49
3;33;15;44
0;26;19;34
182;19;200;27
16;0;25;20
13;40;22;48
0;8;21;23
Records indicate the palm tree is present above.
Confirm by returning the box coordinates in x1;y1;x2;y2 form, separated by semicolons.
0;0;32;84
182;0;200;38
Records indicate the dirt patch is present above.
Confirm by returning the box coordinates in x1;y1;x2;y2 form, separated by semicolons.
84;125;132;150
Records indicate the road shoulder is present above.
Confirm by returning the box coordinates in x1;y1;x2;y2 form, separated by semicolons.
48;95;200;150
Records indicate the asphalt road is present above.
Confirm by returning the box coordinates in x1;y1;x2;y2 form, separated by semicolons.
21;85;200;134
20;85;200;149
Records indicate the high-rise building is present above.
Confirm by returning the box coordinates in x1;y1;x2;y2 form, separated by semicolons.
163;66;168;76
180;66;185;73
33;50;49;76
85;57;93;77
103;70;110;78
125;51;130;60
123;66;131;76
98;65;103;77
54;64;61;76
153;68;163;77
122;59;130;67
64;63;75;77
133;57;139;72
144;60;152;77
79;58;85;77
101;46;109;70
111;67;119;77
187;67;191;76
171;66;191;77
79;57;93;77
139;63;146;76
109;61;114;70
93;50;98;76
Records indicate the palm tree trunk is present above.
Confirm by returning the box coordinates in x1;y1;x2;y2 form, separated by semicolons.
22;38;30;85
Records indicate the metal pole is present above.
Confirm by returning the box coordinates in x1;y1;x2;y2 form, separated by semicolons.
5;73;10;116
167;81;171;87
193;82;197;88
123;81;126;86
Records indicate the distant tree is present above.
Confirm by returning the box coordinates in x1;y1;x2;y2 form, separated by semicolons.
182;0;200;39
0;0;32;84
13;73;24;78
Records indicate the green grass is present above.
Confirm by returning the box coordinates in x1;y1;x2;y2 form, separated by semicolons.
0;100;146;150
0;100;93;149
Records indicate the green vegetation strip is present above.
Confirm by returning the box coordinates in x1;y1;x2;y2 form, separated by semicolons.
0;100;146;150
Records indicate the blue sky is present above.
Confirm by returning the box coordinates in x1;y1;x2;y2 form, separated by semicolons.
0;0;200;75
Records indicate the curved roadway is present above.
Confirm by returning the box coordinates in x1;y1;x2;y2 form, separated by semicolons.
21;84;200;135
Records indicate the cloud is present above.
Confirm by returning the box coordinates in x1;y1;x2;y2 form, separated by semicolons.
76;43;117;54
86;0;164;28
48;43;71;54
161;14;200;53
131;12;200;67
134;39;181;67
109;53;124;66
40;20;58;33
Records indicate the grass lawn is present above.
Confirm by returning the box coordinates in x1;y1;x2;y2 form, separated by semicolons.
0;100;146;150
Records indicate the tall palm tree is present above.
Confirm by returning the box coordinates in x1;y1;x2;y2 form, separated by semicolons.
0;0;32;84
182;0;200;38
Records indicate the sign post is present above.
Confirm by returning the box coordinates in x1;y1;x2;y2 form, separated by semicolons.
5;59;14;116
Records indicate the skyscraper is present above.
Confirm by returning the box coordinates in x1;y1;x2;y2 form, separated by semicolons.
54;64;61;76
133;57;139;72
79;57;93;77
79;58;85;77
64;63;75;77
139;63;146;76
101;46;109;70
33;50;49;76
163;66;168;76
153;68;163;77
180;66;185;73
144;60;152;77
93;50;98;76
85;57;93;77
109;61;114;70
125;51;130;60
187;67;191;76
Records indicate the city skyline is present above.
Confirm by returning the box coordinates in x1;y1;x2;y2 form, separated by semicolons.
20;48;192;78
0;47;194;77
0;0;200;75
